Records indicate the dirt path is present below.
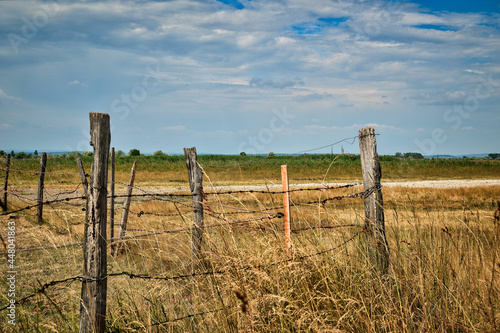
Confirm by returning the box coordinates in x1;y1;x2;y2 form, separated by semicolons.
202;179;500;193
8;179;500;201
381;179;500;188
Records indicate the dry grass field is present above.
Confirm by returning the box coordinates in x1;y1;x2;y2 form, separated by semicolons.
0;155;499;332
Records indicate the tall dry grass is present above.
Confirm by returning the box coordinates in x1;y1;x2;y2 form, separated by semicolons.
1;183;499;332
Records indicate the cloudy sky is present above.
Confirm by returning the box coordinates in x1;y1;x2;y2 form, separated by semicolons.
0;0;499;155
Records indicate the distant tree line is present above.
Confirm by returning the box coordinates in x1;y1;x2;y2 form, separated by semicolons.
1;149;496;160
489;153;500;160
394;152;424;159
0;149;168;159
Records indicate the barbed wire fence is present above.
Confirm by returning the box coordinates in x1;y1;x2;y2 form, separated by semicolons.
0;120;387;330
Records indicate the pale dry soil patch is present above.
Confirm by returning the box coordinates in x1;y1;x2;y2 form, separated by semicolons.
197;179;500;193
8;179;500;200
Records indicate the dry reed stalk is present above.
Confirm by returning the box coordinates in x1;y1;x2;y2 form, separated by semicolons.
487;200;499;332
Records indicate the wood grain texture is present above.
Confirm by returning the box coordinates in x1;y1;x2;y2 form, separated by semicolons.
184;147;204;257
1;154;10;210
79;113;110;333
110;148;115;245
36;152;47;224
358;127;389;272
114;160;137;255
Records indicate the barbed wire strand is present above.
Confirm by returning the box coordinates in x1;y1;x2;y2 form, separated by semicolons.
0;230;360;312
0;167;81;176
0;181;367;217
0;139;376;329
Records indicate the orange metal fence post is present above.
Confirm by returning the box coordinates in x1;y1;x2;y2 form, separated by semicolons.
281;165;292;254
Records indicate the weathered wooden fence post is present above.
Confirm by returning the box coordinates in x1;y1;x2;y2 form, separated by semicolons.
358;127;389;272
36;152;47;224
0;153;10;211
184;147;204;257
110;147;115;245
79;112;110;333
114;161;137;255
281;165;292;254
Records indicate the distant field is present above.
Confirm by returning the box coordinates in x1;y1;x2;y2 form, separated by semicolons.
3;154;500;187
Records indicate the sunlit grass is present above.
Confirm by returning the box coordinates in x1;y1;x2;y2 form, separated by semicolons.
1;179;499;332
1;153;499;332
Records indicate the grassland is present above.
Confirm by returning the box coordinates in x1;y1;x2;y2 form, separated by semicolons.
4;154;500;187
0;155;499;332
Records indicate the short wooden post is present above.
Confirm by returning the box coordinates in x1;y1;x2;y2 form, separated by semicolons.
358;127;389;272
281;165;292;254
184;147;204;257
110;148;115;244
1;154;10;211
36;152;47;224
114;161;137;255
79;113;110;333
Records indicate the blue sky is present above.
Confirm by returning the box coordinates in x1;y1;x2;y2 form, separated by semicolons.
0;0;499;155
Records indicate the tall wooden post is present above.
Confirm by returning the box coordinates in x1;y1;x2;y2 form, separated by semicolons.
110;148;115;243
114;161;137;255
281;165;292;254
36;153;47;224
184;147;204;257
1;154;10;211
358;127;389;272
79;113;110;333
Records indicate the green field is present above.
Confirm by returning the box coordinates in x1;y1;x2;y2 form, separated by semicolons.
4;154;500;187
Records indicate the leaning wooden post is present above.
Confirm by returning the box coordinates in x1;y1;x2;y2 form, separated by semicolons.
36;152;47;224
77;159;90;197
114;161;137;255
77;158;90;261
358;127;389;272
110;147;115;245
281;165;292;254
77;158;90;222
184;147;204;257
79;113;110;333
1;154;10;211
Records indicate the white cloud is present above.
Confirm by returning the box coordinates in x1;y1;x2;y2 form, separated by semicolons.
0;89;20;101
275;36;296;46
68;80;87;87
0;0;498;155
249;77;304;89
301;123;403;133
293;92;334;102
407;91;467;105
344;123;404;132
0;123;11;129
464;69;484;75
